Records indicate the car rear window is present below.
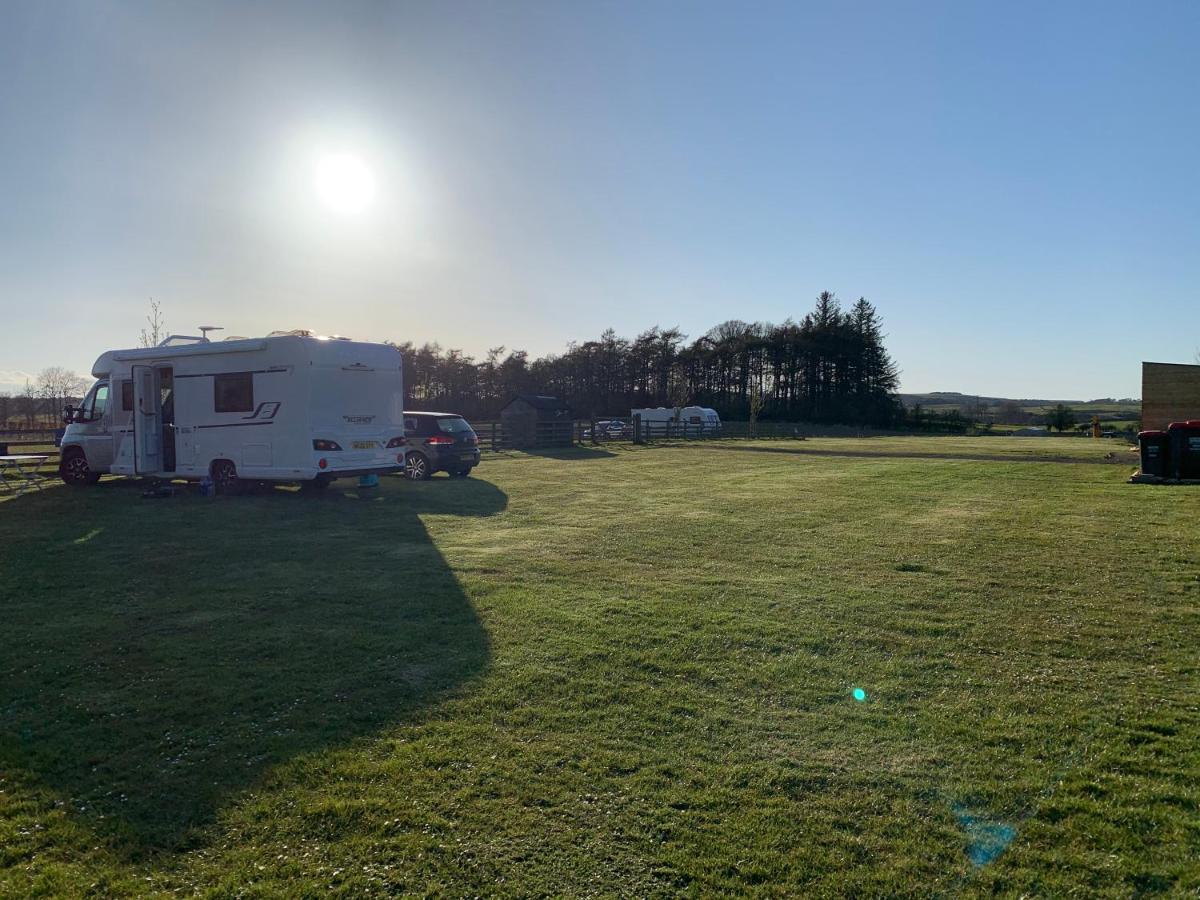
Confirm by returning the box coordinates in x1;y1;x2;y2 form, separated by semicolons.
436;417;473;434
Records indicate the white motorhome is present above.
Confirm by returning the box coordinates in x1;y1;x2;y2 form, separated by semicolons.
59;330;407;490
631;406;722;433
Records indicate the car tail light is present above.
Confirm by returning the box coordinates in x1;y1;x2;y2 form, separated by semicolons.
425;435;456;446
464;435;478;446
386;436;406;448
313;439;342;451
397;453;405;463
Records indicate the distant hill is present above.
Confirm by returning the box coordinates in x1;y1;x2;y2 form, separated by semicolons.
899;392;1140;425
900;391;1139;409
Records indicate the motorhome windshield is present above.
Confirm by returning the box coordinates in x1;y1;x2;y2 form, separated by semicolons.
74;380;109;423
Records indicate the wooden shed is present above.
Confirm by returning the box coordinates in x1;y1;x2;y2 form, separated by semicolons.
499;394;574;448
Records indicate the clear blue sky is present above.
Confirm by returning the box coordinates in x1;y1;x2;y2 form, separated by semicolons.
2;0;1197;399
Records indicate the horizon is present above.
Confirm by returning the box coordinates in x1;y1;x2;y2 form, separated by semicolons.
3;1;1198;399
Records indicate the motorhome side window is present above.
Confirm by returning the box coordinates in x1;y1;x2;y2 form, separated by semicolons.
214;372;254;413
121;381;133;412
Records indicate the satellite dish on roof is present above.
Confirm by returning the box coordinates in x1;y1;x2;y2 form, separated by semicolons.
198;325;224;342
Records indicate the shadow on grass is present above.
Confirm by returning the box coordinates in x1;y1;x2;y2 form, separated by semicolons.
0;475;505;858
510;444;616;460
669;442;1136;466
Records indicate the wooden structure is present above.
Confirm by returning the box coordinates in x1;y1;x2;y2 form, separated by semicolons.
498;395;574;449
1142;362;1200;431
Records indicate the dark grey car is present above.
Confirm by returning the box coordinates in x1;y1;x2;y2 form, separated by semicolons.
403;411;482;480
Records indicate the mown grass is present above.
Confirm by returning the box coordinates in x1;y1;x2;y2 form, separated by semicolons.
1;437;1196;896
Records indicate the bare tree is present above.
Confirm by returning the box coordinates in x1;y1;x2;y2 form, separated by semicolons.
996;399;1026;424
962;396;990;424
36;367;89;418
140;298;167;348
0;392;10;429
748;384;765;438
17;380;38;428
668;374;691;410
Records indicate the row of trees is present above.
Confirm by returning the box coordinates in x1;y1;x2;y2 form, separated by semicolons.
1;300;169;430
3;293;905;431
397;292;903;425
0;367;90;429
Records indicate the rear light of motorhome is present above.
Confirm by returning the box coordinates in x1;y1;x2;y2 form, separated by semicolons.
425;435;456;446
386;436;406;448
313;439;343;451
318;458;328;469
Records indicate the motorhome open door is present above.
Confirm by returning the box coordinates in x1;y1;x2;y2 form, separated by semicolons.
132;364;162;474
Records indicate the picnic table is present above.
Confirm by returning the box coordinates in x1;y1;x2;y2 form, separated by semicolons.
0;455;50;496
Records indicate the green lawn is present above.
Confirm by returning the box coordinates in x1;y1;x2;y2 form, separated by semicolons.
1;438;1196;896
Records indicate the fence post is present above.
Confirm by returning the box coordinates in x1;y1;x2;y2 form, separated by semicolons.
491;422;498;453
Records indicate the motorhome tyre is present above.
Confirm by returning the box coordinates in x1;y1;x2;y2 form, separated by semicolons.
60;449;100;486
210;459;242;495
302;474;332;491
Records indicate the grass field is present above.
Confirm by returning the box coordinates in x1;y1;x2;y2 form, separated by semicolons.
1;437;1197;896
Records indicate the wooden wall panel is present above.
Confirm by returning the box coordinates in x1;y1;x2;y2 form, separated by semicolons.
1142;362;1200;431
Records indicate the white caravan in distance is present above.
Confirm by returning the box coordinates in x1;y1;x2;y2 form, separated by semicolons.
59;330;407;490
631;406;722;431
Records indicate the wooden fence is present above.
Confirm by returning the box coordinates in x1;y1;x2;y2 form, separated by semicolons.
477;421;577;452
0;419;901;481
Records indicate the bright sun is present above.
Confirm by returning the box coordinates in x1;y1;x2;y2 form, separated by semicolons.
313;152;376;215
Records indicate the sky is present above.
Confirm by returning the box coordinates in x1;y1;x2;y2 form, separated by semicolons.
1;0;1197;400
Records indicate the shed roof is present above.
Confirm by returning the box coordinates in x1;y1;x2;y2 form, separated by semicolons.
501;394;573;416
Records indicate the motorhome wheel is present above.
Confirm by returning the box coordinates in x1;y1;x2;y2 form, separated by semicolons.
60;449;100;486
210;459;242;494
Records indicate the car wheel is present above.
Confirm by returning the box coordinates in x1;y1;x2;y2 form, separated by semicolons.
60;449;100;486
301;474;331;491
210;459;242;495
405;452;431;481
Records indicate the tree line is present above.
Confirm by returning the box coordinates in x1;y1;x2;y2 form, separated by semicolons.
395;292;904;426
0;368;90;430
2;292;908;431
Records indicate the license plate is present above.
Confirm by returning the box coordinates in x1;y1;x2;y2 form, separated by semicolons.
352;440;378;450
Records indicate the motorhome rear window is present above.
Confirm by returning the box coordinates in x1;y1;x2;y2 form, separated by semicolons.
214;372;254;413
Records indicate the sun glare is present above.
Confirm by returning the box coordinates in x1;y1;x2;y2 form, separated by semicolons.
313;152;376;215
